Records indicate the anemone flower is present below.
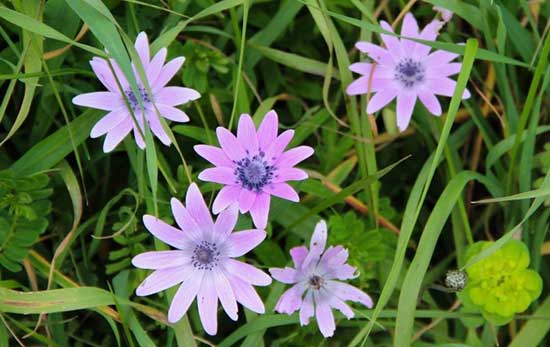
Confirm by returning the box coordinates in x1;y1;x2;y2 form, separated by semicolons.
132;183;271;335
346;13;470;131
73;32;200;152
194;111;314;229
269;220;373;337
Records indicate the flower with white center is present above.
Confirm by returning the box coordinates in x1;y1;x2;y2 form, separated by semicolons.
269;220;373;337
132;183;271;335
194;111;314;229
346;13;470;131
73;32;200;152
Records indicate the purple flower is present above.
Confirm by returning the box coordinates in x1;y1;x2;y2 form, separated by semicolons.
346;13;470;131
73;32;200;152
194;111;314;229
131;183;271;335
269;220;373;337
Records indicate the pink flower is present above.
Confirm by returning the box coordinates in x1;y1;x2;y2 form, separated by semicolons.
73;32;200;152
269;221;373;337
434;6;453;22
346;13;470;131
194;111;314;229
132;183;271;335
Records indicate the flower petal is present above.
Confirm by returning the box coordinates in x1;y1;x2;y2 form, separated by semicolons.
133;127;146;149
225;229;266;257
153;56;184;91
216;127;246;161
197;274;219;335
401;13;420;48
326;280;374;308
269;267;299;284
300;290;314;326
132;250;189;269
396;92;417;131
168;270;203;323
237;114;259;153
315;293;336;337
428;77;470;98
302;220;327;270
213;270;238;321
212;185;241;214
90;57;118;92
418;90;442;116
73;91;122;111
415;20;444;57
264;129;294;162
249;193;270;229
426;50;460;67
275;283;306;314
148;113;172;146
199;167;236;185
366;87;398;114
213;204;238;243
329;296;354;319
228;276;265;314
379;21;402;57
170;197;203;243
136;265;194;296
155;87;200;106
290;246;308;268
225;259;272;286
90;108;128;138
355;41;394;65
134;32;150;67
428;63;462;78
146;48;167;87
273;168;308;183
103;118;133;152
277;146;313;168
264;183;299;202
194;144;235;168
185;183;214;230
142;215;193;250
156;104;190;123
238;189;256;213
257;110;278;151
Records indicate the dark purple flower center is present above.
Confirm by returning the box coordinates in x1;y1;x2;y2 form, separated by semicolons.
125;87;151;110
192;241;220;270
308;275;324;290
234;151;275;192
394;58;425;88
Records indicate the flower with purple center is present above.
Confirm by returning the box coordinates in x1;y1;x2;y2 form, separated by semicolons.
73;32;200;152
131;183;271;335
346;12;470;131
269;220;373;337
194;111;314;229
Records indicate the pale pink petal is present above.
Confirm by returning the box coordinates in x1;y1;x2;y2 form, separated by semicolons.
212;185;241;214
238;189;256;213
269;267;299;284
170;197;203;243
146;48;167;87
197;274;218;335
379;21;402;57
73;91;122;111
213;270;238;321
326;280;374;308
315;294;336;337
401;13;420;55
103;118;133;152
109;59;129;89
366;88;398;114
131;250;189;270
329;296;354;319
216;127;247;161
156;104;190;123
142;215;193;250
168;270;203;323
396;92;417;131
290;246;308;268
237;114;259;153
90;109;128;138
428;77;471;98
194;144;235;168
428;63;462;77
132;127;145;149
275;283;306;314
228;276;265;314
225;229;266;257
186;183;214;230
276;146;313;168
319;246;349;268
213;204;238;243
257;110;278;151
349;62;372;75
326;264;358;281
415;20;444;57
426;50;459;67
90;57;118;92
225;259;272;286
264;183;299;202
199;167;236;185
134;32;150;66
302;220;327;270
299;291;314;326
152;56;184;91
264;130;294;163
355;41;395;65
148;113;171;146
136;265;194;296
418;90;442;116
273;168;308;183
155;87;200;106
347;75;394;95
249;193;270;229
